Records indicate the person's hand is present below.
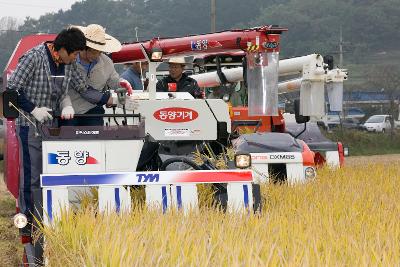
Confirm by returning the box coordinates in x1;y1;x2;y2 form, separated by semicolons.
30;107;53;123
119;78;133;96
61;105;75;120
106;96;114;108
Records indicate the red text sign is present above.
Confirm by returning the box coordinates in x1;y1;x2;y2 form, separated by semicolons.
154;107;199;123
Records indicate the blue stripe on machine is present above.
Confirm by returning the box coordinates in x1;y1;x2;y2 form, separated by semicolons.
243;184;249;209
114;188;120;213
176;186;182;209
47;190;53;222
41;173;130;186
162;186;168;213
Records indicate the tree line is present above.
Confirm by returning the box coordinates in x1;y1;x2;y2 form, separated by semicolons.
1;0;399;72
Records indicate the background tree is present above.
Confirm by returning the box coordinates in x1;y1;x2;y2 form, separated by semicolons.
1;0;400;91
0;16;21;70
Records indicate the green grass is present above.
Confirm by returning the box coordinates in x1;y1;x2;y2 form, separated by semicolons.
326;129;400;156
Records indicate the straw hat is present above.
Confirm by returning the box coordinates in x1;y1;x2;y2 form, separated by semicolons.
75;24;121;53
168;57;187;65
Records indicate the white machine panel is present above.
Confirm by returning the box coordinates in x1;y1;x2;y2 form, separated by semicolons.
43;187;69;225
326;151;340;168
250;152;306;184
145;185;171;212
137;99;225;140
251;152;303;164
43;141;106;174
105;140;144;172
227;183;253;213
252;164;269;183
286;163;305;184
206;99;231;133
98;186;131;214
171;184;198;212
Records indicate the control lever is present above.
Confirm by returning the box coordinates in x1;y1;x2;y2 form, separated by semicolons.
115;87;128;125
8;101;41;137
115;87;127;105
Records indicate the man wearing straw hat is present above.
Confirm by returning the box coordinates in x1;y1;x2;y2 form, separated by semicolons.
65;24;137;126
156;56;203;98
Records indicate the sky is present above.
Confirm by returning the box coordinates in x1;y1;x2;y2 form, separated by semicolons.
0;0;80;22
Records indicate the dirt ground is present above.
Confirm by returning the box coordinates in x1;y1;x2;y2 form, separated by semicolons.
0;154;399;265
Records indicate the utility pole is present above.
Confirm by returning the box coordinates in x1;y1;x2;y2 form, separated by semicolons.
339;25;343;67
211;0;216;32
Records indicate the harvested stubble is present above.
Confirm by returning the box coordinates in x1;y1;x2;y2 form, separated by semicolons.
41;163;400;266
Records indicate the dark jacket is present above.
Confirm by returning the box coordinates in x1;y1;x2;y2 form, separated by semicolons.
156;73;202;98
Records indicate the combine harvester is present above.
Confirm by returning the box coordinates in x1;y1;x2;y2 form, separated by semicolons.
2;25;345;265
111;35;348;184
1;26;285;222
189;51;348;168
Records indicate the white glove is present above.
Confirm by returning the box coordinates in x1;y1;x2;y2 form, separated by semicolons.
31;107;53;123
61;105;75;120
125;96;140;111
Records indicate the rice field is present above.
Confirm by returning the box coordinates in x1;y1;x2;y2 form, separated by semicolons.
40;163;400;266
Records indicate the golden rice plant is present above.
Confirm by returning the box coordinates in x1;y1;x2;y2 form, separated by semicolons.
40;163;400;266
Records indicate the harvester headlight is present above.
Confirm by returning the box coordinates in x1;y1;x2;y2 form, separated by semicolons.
151;47;163;61
222;94;230;102
305;167;316;180
235;153;251;169
13;213;28;229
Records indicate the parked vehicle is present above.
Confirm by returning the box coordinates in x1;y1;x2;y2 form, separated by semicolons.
318;107;365;130
327;118;364;130
363;115;392;133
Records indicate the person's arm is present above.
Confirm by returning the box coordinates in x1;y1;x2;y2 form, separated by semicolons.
80;87;111;105
106;67;120;90
6;52;37;113
103;55;120;90
7;50;54;122
104;61;133;95
68;62;113;106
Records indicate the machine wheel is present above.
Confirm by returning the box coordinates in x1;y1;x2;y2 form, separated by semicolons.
160;157;202;171
382;128;385;133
